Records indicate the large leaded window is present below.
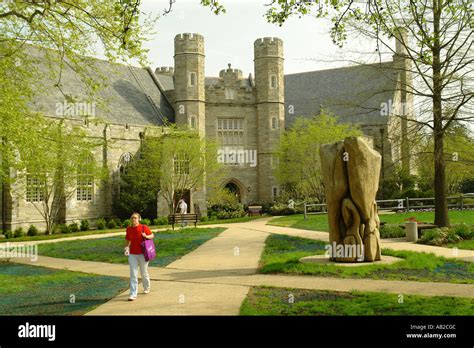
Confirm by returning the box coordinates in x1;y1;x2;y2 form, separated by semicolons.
174;154;190;175
26;173;45;203
77;154;94;201
216;118;245;145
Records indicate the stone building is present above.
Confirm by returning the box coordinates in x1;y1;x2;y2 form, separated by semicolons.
1;32;413;232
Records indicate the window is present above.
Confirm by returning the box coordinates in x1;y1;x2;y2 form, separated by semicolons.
216;118;245;146
77;154;94;202
225;88;235;100
189;72;197;87
26;173;45;203
190;116;197;130
174;154;190;174
272;186;279;201
270;75;277;89
118;152;133;176
271;117;278;130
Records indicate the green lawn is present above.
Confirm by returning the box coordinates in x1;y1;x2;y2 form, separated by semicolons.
268;210;474;232
240;286;474;315
0;216;266;243
258;234;474;284
37;227;226;267
0;262;128;315
448;239;474;250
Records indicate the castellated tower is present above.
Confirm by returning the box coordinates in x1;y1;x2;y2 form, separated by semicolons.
174;33;206;136
254;37;285;203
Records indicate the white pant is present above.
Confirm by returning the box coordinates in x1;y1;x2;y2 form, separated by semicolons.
128;254;150;297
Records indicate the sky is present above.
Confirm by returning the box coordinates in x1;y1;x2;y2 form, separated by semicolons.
139;0;395;76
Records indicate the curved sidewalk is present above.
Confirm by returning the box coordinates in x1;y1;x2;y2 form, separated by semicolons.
8;218;474;315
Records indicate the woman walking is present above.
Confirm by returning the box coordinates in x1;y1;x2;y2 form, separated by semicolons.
124;212;154;301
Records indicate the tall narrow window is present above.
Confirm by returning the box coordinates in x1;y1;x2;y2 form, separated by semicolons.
271;117;278;130
118;152;133;176
26;173;45;203
190;116;197;130
77;154;94;201
189;72;197;87
270;75;277;89
272;186;279;201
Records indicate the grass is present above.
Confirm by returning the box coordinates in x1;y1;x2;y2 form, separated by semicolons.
0;262;128;315
199;215;267;226
37;227;226;267
0;215;266;244
267;211;474;242
448;239;474;250
258;234;474;284
240;286;474;315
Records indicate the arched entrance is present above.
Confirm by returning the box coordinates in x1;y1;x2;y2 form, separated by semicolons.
223;179;247;203
224;182;241;202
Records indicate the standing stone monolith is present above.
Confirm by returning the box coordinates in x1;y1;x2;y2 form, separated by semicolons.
320;137;382;262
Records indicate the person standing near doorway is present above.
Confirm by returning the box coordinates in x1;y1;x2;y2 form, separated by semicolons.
177;197;188;228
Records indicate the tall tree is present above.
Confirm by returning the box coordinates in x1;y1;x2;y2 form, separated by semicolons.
15;119;107;234
115;128;226;217
275;112;362;202
264;0;473;227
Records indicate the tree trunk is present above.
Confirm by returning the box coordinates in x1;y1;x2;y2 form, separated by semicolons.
433;126;449;227
432;0;450;227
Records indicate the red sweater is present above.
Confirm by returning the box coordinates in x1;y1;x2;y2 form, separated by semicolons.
125;224;152;255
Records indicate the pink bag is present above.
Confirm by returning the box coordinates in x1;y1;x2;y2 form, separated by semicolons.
140;225;156;262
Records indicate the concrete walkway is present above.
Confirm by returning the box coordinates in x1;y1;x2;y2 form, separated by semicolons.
6;217;474;315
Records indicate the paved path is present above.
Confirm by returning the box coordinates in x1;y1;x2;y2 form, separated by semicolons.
6;217;474;315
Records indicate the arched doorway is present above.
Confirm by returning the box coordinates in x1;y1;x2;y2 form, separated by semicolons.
224;181;242;203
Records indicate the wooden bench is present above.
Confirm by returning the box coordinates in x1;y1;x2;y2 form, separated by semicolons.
247;205;263;217
168;214;199;230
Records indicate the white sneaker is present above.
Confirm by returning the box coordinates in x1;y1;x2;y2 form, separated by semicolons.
128;295;137;301
144;289;150;294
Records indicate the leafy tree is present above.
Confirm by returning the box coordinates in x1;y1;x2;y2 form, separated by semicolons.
114;128;226;217
275;111;362;202
261;0;473;227
417;123;474;195
14;119;107;234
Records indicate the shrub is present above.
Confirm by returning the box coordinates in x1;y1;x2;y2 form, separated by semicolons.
153;217;168;226
14;227;24;238
141;218;151;226
453;223;473;239
27;225;39;237
80;220;89;231
106;219;117;229
96;218;106;230
3;230;13;239
69;222;79;233
379;225;405;239
59;224;71;234
269;203;299;216
200;215;208;222
122;219;131;228
209;213;218;221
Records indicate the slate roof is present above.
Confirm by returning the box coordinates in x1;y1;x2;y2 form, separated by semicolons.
284;61;398;128
28;45;174;126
